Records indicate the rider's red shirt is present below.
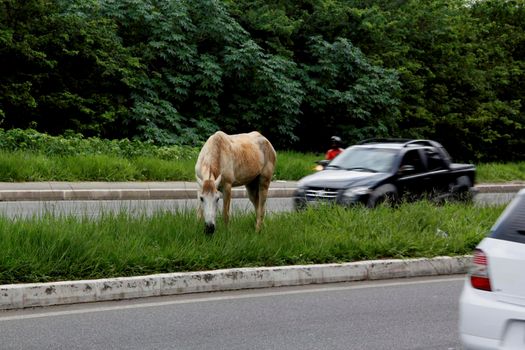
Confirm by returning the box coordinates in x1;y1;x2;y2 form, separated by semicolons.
325;148;343;160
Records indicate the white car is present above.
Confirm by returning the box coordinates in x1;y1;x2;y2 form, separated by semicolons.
459;188;525;349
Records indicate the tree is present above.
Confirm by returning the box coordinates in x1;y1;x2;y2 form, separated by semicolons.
2;0;523;160
318;0;525;161
299;36;401;149
0;0;137;137
87;0;303;147
462;0;525;161
225;0;401;150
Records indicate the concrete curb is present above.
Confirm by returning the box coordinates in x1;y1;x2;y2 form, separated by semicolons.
0;182;522;202
0;256;470;310
0;186;296;202
475;183;525;193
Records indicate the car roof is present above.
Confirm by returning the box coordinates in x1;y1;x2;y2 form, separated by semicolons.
354;143;409;150
351;139;453;163
353;138;450;154
356;138;443;148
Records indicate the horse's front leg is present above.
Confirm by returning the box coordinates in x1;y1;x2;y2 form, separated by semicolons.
222;183;232;226
197;205;203;219
196;195;203;219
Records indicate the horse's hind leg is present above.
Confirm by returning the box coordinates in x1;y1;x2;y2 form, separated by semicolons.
255;177;271;232
247;178;269;231
246;179;260;213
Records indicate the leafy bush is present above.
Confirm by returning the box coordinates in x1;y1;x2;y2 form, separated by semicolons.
0;128;199;160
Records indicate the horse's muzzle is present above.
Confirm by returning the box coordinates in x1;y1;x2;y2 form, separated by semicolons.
205;223;215;235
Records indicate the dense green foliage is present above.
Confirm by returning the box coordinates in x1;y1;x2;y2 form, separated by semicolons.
1;0;524;160
0;202;502;284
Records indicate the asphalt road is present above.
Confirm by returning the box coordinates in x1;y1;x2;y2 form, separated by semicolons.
0;197;292;219
0;275;465;350
0;192;515;219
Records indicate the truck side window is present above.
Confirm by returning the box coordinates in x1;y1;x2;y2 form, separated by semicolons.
400;150;424;174
426;150;446;171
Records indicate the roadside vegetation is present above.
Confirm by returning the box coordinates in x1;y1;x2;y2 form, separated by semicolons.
0;201;504;284
0;129;523;183
476;163;525;183
2;0;524;162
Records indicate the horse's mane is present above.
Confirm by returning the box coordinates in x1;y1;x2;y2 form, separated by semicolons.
199;131;230;181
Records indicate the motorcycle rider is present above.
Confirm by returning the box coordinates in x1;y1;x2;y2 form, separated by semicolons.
325;136;344;160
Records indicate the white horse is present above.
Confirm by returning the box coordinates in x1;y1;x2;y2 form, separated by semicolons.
195;131;276;234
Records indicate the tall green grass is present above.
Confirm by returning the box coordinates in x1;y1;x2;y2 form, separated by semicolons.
476;162;525;183
0;127;522;182
273;151;322;180
0;150;522;182
0;202;503;284
0;151;197;181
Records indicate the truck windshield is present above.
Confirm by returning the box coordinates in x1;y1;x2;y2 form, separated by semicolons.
328;147;397;173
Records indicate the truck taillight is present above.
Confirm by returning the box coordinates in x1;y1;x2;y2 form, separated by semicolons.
470;249;492;291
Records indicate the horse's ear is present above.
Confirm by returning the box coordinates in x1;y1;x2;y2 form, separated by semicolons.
196;175;203;187
214;174;222;187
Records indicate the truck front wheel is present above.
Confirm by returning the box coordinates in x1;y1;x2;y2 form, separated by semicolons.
367;184;398;208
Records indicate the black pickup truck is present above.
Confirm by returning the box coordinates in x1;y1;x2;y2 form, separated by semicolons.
293;139;476;209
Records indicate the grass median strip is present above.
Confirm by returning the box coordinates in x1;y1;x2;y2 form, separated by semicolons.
0;202;504;285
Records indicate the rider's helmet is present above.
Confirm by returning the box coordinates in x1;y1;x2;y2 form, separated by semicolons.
330;136;342;146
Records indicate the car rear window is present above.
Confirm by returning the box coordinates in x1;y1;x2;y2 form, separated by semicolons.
489;190;525;244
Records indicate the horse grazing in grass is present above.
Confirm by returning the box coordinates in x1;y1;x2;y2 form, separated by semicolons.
195;131;276;234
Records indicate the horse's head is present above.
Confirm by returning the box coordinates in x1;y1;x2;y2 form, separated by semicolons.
196;175;222;234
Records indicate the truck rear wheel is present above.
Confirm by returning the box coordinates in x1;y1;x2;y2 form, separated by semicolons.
452;176;473;202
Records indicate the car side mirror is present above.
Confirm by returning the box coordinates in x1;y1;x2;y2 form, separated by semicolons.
399;165;415;174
